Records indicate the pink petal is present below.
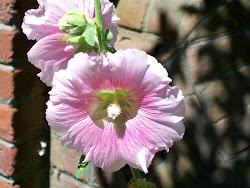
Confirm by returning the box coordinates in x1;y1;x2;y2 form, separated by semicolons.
139;86;186;123
22;0;76;40
60;119;127;172
46;49;185;173
27;33;78;86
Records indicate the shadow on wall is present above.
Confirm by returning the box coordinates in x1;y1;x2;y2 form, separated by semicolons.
98;0;250;187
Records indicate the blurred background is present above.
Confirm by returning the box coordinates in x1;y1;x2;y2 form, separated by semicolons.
0;0;249;187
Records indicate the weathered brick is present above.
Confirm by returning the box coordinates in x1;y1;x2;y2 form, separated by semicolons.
195;65;249;123
196;80;229;122
0;31;17;63
178;0;204;39
50;134;87;181
16;167;49;188
0;67;45;102
50;168;91;188
0;104;17;142
0;95;46;142
0;69;14;101
213;105;250;155
0;143;17;176
147;0;188;37
13;67;45;100
0;30;35;63
0;0;16;24
179;0;250;39
183;95;200;123
116;0;150;30
147;161;173;188
115;28;160;53
0;179;20;188
186;33;250;81
166;55;194;96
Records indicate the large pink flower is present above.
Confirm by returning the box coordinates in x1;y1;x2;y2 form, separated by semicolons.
22;0;119;86
46;49;185;173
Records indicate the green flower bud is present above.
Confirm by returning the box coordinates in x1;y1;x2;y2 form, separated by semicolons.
58;10;87;36
104;29;113;43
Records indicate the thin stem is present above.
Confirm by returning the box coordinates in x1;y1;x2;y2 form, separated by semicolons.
94;0;107;54
130;167;141;181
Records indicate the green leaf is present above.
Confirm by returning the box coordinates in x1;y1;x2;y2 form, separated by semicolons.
104;29;113;43
128;178;156;188
107;44;116;53
76;155;89;179
85;25;98;47
75;42;93;54
59;34;85;45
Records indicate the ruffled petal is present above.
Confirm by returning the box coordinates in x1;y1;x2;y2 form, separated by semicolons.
22;0;77;40
60;119;127;172
27;33;78;86
120;114;184;173
139;86;186;123
46;49;185;173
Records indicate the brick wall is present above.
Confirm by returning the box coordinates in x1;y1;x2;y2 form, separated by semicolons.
1;0;249;188
0;0;50;187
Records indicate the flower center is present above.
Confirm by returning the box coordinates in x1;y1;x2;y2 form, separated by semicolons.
92;90;135;121
107;103;122;120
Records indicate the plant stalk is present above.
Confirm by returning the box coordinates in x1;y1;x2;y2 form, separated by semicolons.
94;0;107;54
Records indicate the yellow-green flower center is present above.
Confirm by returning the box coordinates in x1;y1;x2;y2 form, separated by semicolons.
92;90;134;122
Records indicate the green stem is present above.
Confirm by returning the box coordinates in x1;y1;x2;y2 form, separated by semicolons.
130;167;141;181
94;0;107;54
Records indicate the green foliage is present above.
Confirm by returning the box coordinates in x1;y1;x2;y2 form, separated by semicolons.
104;29;113;43
76;155;89;179
85;25;98;47
128;178;156;188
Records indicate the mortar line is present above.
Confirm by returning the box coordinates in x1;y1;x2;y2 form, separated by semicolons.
0;22;17;31
0;174;15;185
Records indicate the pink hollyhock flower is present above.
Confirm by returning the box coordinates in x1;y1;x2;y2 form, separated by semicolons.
22;0;119;86
46;49;185;173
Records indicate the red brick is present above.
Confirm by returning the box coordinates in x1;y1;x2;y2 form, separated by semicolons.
14;136;47;175
0;31;35;63
0;69;14;101
0;0;16;24
0;92;46;142
115;28;159;53
0;31;17;63
183;95;200;123
50;134;87;181
178;0;204;39
13;67;45;100
179;0;250;39
0;104;17;142
213;105;250;155
0;180;20;188
12;96;47;142
186;34;250;81
0;143;17;176
0;67;45;103
168;56;194;96
147;0;187;36
195;80;228;122
116;0;150;30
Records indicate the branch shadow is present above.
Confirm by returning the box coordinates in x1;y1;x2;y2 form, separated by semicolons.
96;1;250;188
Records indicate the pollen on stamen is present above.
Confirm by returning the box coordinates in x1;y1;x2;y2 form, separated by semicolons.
107;103;122;120
81;14;85;18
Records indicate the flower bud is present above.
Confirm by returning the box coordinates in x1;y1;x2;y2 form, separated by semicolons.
58;10;87;36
